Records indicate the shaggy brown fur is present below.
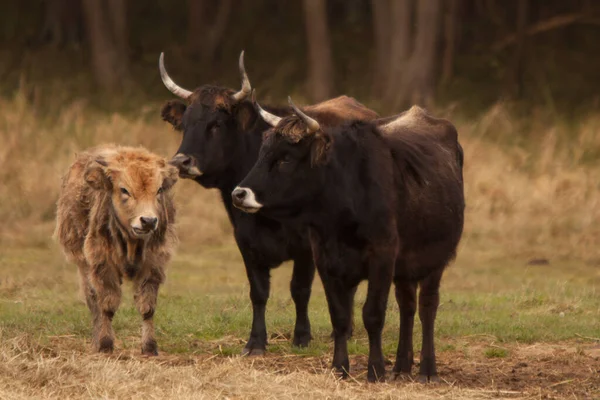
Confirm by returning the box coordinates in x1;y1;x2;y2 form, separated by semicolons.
55;145;178;355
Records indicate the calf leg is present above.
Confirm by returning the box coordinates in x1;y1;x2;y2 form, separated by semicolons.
290;254;315;347
90;263;122;353
134;269;164;356
77;263;99;326
417;268;444;383
242;261;271;356
392;279;417;376
363;249;395;382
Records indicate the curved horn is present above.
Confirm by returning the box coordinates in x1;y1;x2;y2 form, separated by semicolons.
288;97;320;133
252;89;282;127
159;52;193;99
231;50;252;103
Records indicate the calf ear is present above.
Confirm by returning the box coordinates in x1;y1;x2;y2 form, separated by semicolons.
161;165;179;191
84;159;111;190
310;133;333;167
161;100;187;131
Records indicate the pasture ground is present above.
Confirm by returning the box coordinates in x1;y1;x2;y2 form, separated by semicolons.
0;95;599;399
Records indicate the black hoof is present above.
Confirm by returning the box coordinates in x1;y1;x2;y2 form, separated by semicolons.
417;374;440;384
142;340;158;356
97;336;114;353
292;332;312;348
241;347;266;356
367;363;386;383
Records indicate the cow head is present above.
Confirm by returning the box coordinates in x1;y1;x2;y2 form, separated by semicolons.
232;97;332;217
160;52;256;187
84;149;178;239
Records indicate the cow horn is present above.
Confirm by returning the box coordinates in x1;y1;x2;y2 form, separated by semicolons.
159;52;193;99
231;51;252;103
252;89;282;127
288;97;320;133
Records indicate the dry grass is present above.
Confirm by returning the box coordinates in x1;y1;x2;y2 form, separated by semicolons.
1;93;600;260
1;332;598;400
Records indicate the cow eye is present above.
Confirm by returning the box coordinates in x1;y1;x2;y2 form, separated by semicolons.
278;155;291;165
157;187;164;195
120;187;130;196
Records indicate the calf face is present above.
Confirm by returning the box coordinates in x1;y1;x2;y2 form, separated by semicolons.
84;156;177;238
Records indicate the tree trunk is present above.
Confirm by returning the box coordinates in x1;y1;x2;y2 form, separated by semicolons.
441;0;461;84
82;0;129;92
371;0;391;97
187;0;232;62
107;0;129;62
393;0;442;109
384;0;412;105
504;0;529;99
303;0;334;102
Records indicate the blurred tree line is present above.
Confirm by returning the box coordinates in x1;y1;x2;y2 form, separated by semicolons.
1;0;600;115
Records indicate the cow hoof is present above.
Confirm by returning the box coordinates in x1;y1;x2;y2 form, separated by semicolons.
97;336;114;353
393;371;412;381
417;374;440;384
292;333;312;348
367;363;386;383
241;347;266;356
142;340;158;356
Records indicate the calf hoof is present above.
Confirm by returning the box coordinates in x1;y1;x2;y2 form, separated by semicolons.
97;336;114;353
142;340;158;356
241;347;266;356
417;374;440;384
367;363;386;383
292;331;312;348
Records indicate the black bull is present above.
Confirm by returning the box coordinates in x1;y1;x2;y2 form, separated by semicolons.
233;101;465;382
159;52;379;355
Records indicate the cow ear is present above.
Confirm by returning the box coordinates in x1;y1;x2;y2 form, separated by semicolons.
235;102;257;131
84;159;111;190
161;100;187;131
310;133;333;167
161;165;179;191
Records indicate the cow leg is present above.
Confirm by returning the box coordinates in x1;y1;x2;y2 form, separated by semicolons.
362;249;395;382
134;269;164;356
242;261;271;356
329;285;357;340
417;268;444;383
321;278;353;378
392;279;417;376
90;263;122;353
290;254;314;347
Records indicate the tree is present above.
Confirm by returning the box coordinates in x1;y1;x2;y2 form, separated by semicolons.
81;0;129;92
187;0;233;61
303;0;334;102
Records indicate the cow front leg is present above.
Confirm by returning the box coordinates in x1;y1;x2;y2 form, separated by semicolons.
90;263;122;353
417;268;444;383
290;253;315;347
363;248;395;382
134;269;164;356
321;278;353;378
242;262;270;356
329;285;357;340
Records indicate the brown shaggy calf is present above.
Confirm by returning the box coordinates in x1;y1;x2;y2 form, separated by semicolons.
55;145;178;355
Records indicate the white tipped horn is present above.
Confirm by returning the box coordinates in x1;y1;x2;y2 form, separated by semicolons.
159;52;193;99
288;96;320;133
252;89;281;127
231;50;252;103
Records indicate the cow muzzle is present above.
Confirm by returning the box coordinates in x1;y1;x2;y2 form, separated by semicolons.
232;187;263;213
169;153;203;178
131;215;158;237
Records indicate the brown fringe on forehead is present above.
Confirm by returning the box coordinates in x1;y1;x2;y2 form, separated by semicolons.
268;116;311;143
188;86;237;111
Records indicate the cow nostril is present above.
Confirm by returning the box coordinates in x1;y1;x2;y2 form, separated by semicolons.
233;189;247;200
180;157;192;167
140;216;158;230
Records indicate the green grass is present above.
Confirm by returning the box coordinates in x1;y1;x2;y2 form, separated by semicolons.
1;243;598;358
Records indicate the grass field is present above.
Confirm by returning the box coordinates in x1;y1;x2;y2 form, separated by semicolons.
0;93;599;399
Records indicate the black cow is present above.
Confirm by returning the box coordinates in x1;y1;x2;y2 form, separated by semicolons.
232;99;464;382
159;52;378;355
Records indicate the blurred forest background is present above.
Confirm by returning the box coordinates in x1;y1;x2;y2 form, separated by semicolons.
2;0;600;261
2;0;600;116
